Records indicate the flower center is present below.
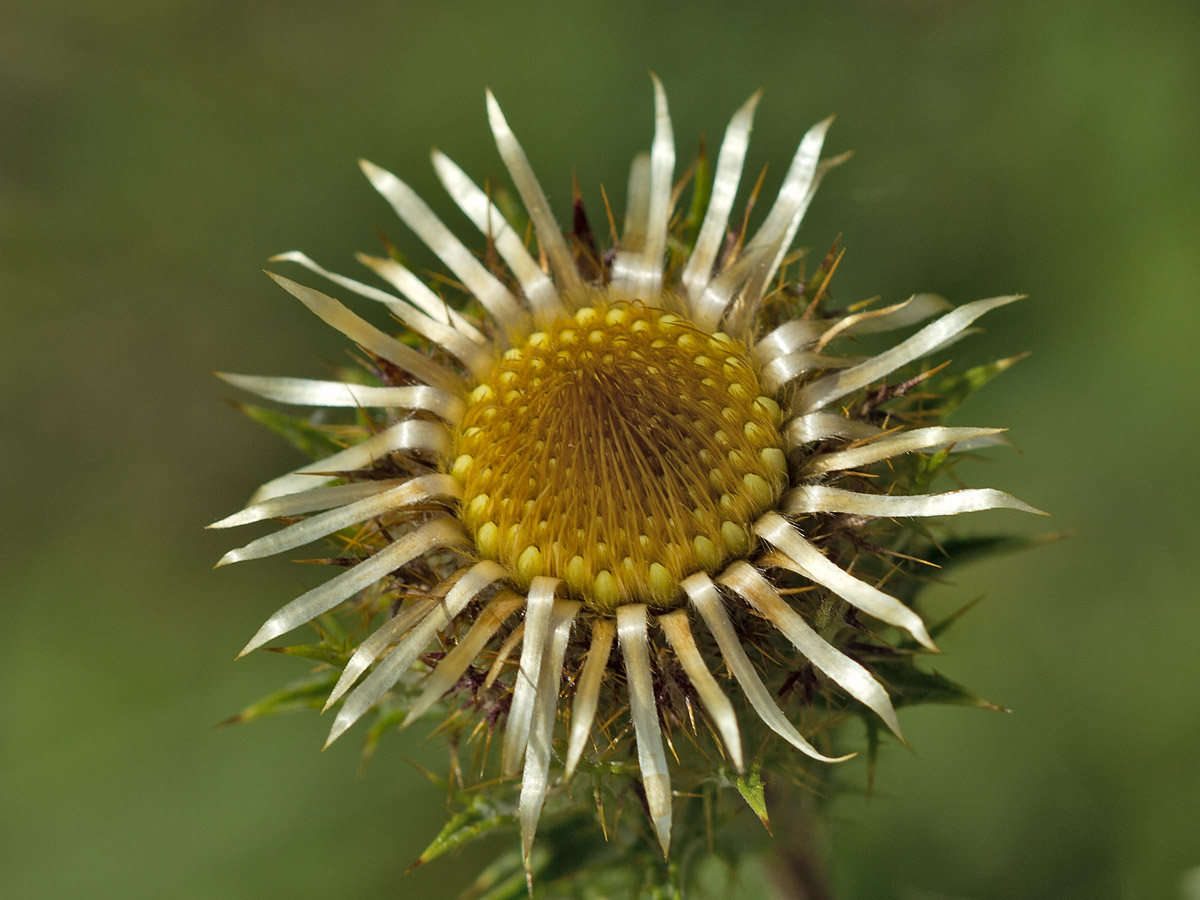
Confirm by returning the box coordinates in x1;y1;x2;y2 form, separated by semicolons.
450;299;787;613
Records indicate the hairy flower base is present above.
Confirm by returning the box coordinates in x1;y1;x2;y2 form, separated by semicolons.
215;78;1042;867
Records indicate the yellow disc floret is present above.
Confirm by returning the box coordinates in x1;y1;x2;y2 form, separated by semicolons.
451;299;787;613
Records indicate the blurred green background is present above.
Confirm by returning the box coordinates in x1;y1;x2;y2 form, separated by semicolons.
4;1;1197;898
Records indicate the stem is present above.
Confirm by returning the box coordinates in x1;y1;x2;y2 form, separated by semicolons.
764;776;836;900
768;837;835;900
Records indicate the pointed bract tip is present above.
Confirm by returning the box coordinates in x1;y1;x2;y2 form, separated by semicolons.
913;624;940;654
808;116;834;142
653;816;671;858
237;624;276;659
358;158;388;185
482;91;516;142
736;89;763;118
212;371;255;396
207;510;238;532
323;718;350;750
263;269;291;289
485;90;509;132
217;545;249;567
878;705;906;743
976;293;1026;313
207;509;246;529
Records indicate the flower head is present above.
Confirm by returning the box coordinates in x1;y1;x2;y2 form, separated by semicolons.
215;77;1041;864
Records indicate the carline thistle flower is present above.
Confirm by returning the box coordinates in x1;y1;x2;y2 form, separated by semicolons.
214;78;1041;866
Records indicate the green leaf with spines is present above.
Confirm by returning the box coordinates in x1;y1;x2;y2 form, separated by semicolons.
733;761;771;831
410;793;518;872
926;596;984;642
265;643;350;667
232;402;347;460
913;444;955;491
874;661;1007;712
882;530;1065;609
935;352;1029;420
221;671;339;725
930;531;1066;570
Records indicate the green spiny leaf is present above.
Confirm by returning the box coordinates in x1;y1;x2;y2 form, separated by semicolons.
913;444;954;491
220;671;339;725
926;597;984;641
936;352;1029;420
232;402;346;460
733;762;771;832
890;530;1067;609
877;663;1008;712
265;643;350;667
926;531;1067;573
410;795;517;871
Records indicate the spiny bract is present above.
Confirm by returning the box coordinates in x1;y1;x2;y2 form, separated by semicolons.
214;77;1041;864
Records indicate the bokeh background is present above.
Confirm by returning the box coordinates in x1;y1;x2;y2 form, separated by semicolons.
4;1;1198;898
